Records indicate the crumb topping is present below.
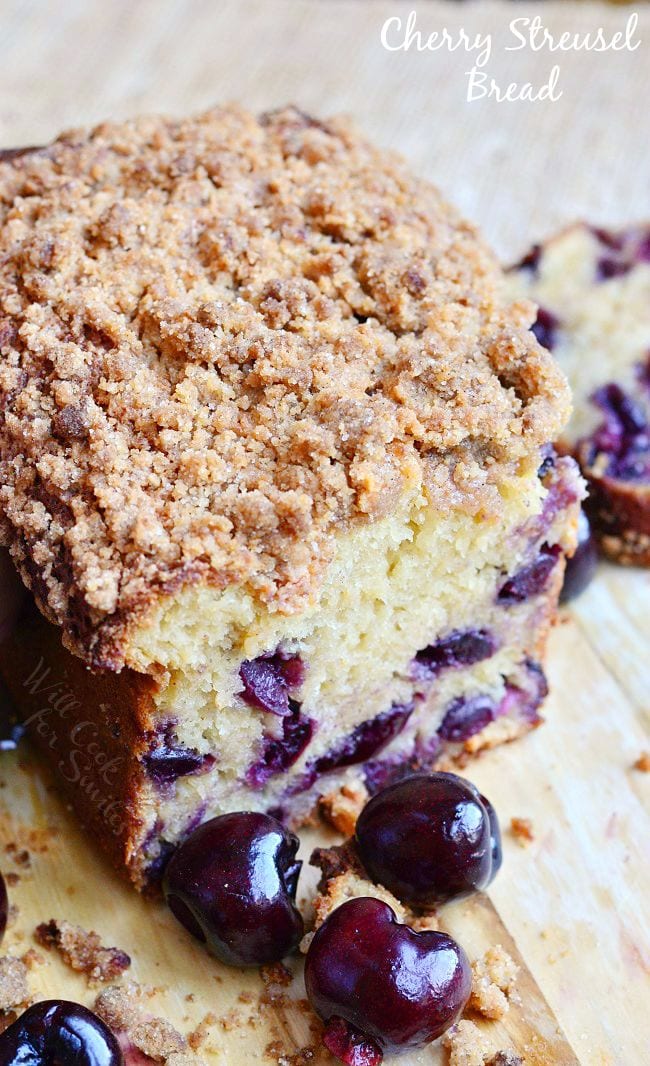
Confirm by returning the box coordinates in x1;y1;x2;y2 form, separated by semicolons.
34;918;131;985
0;105;570;667
443;1020;494;1066
0;955;30;1014
94;983;206;1066
318;782;368;836
510;817;535;846
469;945;519;1020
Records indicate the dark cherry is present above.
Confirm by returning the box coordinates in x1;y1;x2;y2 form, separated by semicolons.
0;1000;123;1065
481;793;503;881
497;543;560;603
305;897;471;1062
239;652;305;716
355;772;501;905
437;694;496;743
163;812;304;966
531;306;560;350
586;381;650;482
512;242;542;276
560;509;598;604
0;871;7;946
143;726;215;786
413;629;495;680
288;702;415;796
246;705;314;789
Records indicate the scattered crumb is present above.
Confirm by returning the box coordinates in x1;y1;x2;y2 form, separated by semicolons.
633;752;650;773
319;783;368;836
260;962;294;1007
12;851;30;869
265;1041;317;1065
469;946;520;1020
261;963;293;988
411;911;441;933
6;904;19;929
35;918;131;986
0;955;30;1013
4;872;20;887
489;1053;523;1066
187;1013;217;1050
166;1054;208;1066
443;1020;493;1066
94;981;148;1031
218;1008;243;1032
510;817;535;846
20;949;44;970
132;1017;187;1061
94;984;205;1065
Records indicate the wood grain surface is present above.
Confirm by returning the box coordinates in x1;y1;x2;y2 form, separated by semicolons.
0;3;649;1064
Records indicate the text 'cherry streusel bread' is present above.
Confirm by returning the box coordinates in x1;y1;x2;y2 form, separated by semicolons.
0;106;582;886
508;224;650;565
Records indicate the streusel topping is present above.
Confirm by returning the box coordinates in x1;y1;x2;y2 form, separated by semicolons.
0;106;569;667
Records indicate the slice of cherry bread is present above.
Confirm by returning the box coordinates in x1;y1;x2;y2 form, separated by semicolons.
508;224;650;565
0;106;581;887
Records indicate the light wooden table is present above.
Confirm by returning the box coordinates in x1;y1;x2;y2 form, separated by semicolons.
0;3;649;1064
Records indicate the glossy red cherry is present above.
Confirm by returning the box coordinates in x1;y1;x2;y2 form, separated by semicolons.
0;1000;123;1065
355;772;501;905
163;812;304;966
305;897;471;1062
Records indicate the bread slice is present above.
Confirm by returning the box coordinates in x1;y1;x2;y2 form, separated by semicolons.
508;224;650;565
0;106;581;886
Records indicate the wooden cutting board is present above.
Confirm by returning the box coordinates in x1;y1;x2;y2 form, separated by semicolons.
0;2;648;1063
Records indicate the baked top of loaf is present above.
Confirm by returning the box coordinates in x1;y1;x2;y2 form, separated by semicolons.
0;105;570;669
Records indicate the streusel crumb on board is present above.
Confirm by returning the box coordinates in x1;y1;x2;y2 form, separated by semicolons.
0;105;570;669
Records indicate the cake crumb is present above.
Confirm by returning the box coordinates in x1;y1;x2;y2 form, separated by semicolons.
443;1020;493;1065
633;752;650;773
20;949;44;970
4;872;20;887
319;783;368;836
187;1013;217;1050
35;919;131;985
94;981;147;1031
510;817;535;846
469;946;519;1020
94;984;205;1065
132;1017;187;1061
489;1053;523;1066
0;955;30;1013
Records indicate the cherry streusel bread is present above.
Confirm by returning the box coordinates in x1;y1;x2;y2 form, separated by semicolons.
508;224;650;565
0;106;581;887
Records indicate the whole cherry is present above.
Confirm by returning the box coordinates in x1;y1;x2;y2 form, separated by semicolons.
355;772;501;905
305;897;471;1063
0;1000;123;1065
163;812;304;966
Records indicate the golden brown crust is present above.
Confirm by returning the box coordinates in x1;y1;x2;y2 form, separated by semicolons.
0;603;156;881
0;105;570;668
